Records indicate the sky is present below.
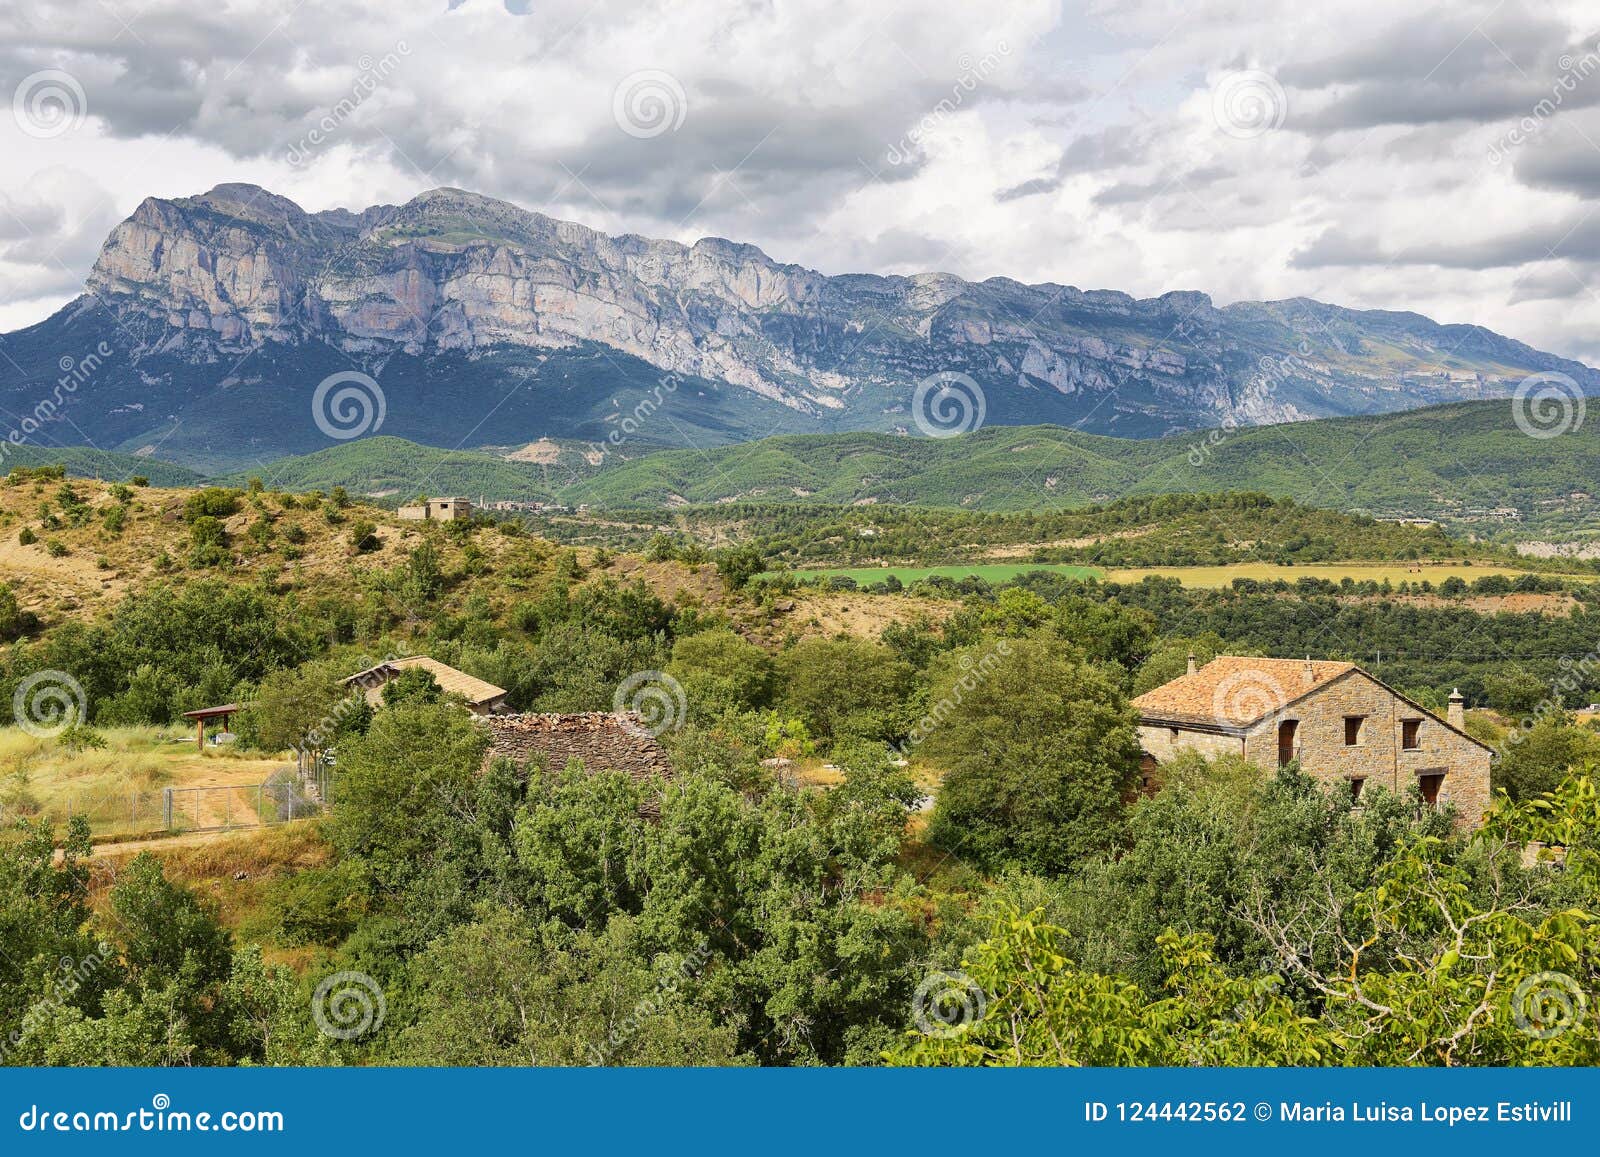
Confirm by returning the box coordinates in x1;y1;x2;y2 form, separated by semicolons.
3;0;1600;362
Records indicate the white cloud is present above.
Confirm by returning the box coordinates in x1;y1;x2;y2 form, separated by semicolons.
1;0;1599;363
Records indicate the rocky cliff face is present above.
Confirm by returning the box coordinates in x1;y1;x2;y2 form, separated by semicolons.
10;181;1598;467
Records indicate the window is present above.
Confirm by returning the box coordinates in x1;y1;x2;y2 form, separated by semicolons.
1344;715;1365;746
1350;777;1366;803
1402;719;1421;750
1419;771;1446;807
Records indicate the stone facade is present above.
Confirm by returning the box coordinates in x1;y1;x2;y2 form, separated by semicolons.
397;497;473;521
1134;658;1493;828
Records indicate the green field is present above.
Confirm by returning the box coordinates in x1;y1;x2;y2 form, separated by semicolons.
786;560;1582;589
785;563;1105;584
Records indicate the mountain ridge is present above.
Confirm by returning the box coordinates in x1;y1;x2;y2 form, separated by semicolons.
3;181;1597;469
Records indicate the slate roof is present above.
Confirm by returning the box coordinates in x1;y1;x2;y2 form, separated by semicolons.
482;712;675;783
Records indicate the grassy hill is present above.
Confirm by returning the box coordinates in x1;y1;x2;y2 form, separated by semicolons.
202;401;1600;537
1;444;200;488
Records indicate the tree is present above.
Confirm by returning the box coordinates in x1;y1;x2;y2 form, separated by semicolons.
776;637;912;745
923;637;1141;874
668;628;775;719
381;666;443;708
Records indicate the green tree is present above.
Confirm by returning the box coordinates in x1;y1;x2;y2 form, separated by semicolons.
923;637;1141;874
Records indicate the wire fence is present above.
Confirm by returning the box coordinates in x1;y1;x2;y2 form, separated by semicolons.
10;767;327;839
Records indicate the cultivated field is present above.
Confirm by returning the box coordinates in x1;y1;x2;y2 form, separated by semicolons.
789;560;1577;589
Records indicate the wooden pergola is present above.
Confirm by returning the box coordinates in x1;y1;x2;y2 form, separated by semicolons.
180;703;241;752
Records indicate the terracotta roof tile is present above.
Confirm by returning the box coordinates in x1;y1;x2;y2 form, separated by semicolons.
1132;656;1356;729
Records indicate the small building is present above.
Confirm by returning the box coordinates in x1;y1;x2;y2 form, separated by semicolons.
1131;655;1493;828
397;497;473;521
483;713;675;813
343;656;509;715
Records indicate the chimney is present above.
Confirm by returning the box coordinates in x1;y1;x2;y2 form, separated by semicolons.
1447;688;1466;729
1303;656;1315;686
1186;652;1197;675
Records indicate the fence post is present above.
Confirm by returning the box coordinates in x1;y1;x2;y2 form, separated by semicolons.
162;788;172;831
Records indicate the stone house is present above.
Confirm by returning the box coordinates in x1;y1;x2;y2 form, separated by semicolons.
397;496;473;521
1131;655;1493;828
482;713;675;815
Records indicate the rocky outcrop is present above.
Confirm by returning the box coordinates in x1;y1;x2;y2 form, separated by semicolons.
62;182;1600;437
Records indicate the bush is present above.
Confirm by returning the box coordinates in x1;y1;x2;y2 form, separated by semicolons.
347;520;380;554
17;527;36;546
183;488;242;522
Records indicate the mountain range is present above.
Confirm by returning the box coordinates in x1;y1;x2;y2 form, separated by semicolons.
2;182;1597;472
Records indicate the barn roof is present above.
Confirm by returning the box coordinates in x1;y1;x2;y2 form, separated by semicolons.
343;656;507;707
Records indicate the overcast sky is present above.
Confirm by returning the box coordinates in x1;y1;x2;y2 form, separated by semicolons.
3;0;1600;362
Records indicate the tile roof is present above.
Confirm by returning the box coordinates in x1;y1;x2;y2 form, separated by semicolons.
1131;656;1357;729
343;656;508;708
